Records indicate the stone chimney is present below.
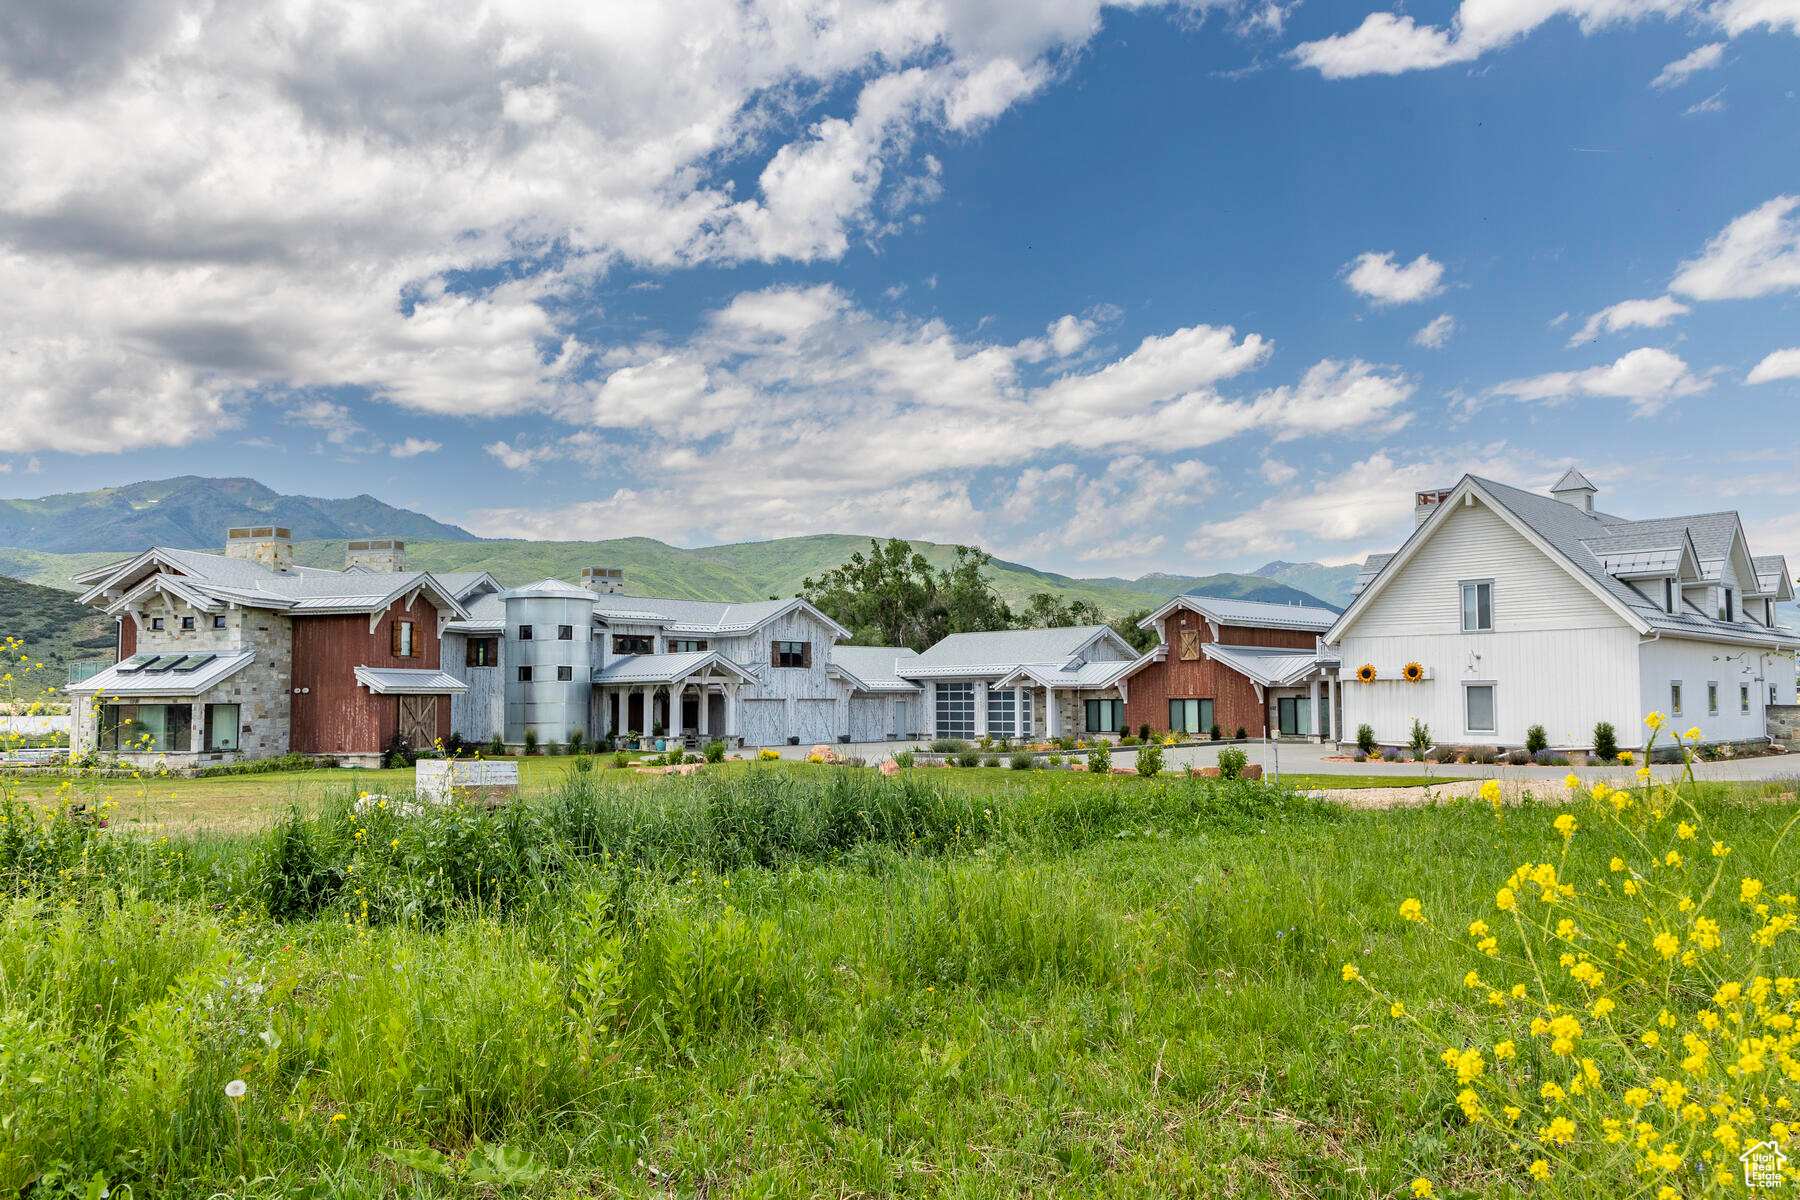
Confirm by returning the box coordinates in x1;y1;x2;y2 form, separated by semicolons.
580;566;624;594
345;537;405;573
1549;467;1598;514
225;526;293;572
1413;488;1453;527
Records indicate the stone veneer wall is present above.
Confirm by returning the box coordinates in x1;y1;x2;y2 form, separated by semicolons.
1770;704;1800;747
72;598;293;764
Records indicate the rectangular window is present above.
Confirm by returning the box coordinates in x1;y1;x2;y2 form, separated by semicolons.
203;703;240;752
1460;580;1493;632
935;682;975;740
1168;698;1215;734
669;639;709;653
1464;683;1496;734
392;620;415;658
181;616;195;631
465;637;498;667
986;688;1032;740
518;625;534;640
150;617;164;631
558;624;574;640
556;665;574;682
772;640;809;669
1671;681;1683;715
1722;589;1735;622
1664;578;1675;614
518;666;533;682
612;634;654;655
1741;683;1751;714
1708;682;1719;715
100;703;192;753
212;614;227;629
1084;698;1124;734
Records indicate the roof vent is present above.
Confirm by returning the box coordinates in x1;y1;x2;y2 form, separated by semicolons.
1549;467;1598;513
225;526;293;572
346;537;405;573
581;567;624;594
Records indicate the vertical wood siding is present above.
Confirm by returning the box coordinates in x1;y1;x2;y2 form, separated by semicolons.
290;598;443;755
1122;614;1316;736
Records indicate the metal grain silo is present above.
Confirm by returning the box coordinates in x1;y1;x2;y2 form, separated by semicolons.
500;579;596;748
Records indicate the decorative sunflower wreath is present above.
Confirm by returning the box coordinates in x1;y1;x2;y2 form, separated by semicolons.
1402;661;1425;682
1356;663;1377;683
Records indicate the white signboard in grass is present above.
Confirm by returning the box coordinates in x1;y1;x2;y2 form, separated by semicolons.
415;758;519;801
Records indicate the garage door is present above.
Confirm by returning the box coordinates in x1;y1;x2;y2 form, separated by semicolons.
849;697;885;742
738;699;787;746
794;699;837;745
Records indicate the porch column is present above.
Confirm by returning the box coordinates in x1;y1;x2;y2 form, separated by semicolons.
670;682;686;736
191;700;205;753
973;680;989;738
1045;688;1060;739
724;685;739;741
1326;673;1338;746
697;682;710;737
638;685;652;735
1308;678;1322;742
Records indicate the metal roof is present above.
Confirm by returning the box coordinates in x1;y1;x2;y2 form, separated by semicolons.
67;650;255;697
1140;593;1338;633
592;651;760;685
353;667;470;695
828;645;922;692
497;578;596;602
1201;644;1332;688
75;546;470;618
898;625;1127;676
995;655;1142;692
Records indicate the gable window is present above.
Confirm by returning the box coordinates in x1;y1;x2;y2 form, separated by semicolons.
1463;682;1497;735
1722;589;1735;622
518;624;534;640
1670;681;1683;715
1085;698;1125;734
391;620;416;658
669;639;708;653
612;634;654;655
987;688;1032;740
181;616;195;631
1741;683;1751;714
556;665;574;682
150;617;164;631
558;624;574;640
1664;578;1675;615
1766;599;1776;626
1707;682;1719;715
212;614;227;629
1460;580;1494;632
517;666;533;682
1169;698;1214;735
465;638;499;667
772;640;810;669
935;682;975;739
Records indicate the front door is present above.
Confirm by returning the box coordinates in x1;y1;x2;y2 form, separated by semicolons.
1277;697;1310;737
398;695;438;746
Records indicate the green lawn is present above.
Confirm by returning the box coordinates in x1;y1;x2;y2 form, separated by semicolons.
1281;772;1476;790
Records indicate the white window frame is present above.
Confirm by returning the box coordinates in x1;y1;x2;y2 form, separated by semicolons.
1740;683;1750;714
1663;578;1675;615
1707;681;1719;716
1722;588;1735;622
1670;680;1682;715
1462;680;1498;736
1459;579;1495;633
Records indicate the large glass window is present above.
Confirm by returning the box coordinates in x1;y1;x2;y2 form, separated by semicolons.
100;703;192;752
935;682;975;739
612;635;654;655
1168;698;1215;735
1084;698;1124;734
1461;580;1493;632
204;703;240;752
987;688;1032;740
1464;684;1496;735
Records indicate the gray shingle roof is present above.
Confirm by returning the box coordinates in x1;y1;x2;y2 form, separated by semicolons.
1551;467;1597;494
1351;553;1393;597
898;626;1117;675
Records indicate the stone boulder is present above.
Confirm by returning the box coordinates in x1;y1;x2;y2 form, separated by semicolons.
879;759;901;777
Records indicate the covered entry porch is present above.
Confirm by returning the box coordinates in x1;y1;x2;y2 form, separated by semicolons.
593;652;758;744
1199;645;1341;743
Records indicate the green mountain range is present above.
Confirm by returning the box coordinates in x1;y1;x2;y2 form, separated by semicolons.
0;574;114;695
0;476;476;553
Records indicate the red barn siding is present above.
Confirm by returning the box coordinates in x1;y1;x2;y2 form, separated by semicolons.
1122;614;1318;737
290;598;442;755
118;617;136;662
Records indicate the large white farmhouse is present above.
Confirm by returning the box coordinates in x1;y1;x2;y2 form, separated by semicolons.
1327;470;1798;752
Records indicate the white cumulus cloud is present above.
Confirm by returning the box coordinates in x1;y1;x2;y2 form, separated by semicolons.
1671;194;1800;301
1566;295;1691;347
1651;41;1727;87
1747;348;1800;384
1490;347;1710;416
1412;314;1457;349
389;438;441;458
1344;252;1446;306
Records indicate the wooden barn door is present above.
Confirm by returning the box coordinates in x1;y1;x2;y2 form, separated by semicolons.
398;695;438;747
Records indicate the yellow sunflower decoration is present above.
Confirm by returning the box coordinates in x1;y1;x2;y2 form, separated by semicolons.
1402;661;1425;682
1356;663;1377;683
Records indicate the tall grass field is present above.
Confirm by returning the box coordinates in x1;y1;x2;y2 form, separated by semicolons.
0;744;1793;1197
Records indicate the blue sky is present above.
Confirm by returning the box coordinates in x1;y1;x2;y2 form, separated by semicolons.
2;1;1797;577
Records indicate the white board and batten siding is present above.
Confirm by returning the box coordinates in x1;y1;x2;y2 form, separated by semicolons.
1638;638;1796;746
1337;498;1642;749
722;607;853;744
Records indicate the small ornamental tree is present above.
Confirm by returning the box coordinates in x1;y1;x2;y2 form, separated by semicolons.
1526;724;1549;754
1409;718;1432;761
1357;724;1377;756
1592;721;1618;763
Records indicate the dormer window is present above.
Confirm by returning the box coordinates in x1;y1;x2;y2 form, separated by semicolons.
1664;578;1675;615
1721;588;1734;622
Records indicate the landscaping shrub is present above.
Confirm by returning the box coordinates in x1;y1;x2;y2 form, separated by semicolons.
1136;743;1163;778
1216;746;1247;780
613;749;631;769
1476;747;1499;765
1524;723;1548;754
1408;718;1432;760
195;752;335;778
1119;735;1139;746
571;754;594;773
1504;748;1531;766
1356;723;1376;755
1209;723;1222;741
981;756;1001;768
1352;752;1367;763
1380;749;1401;763
930;738;972;755
1234;727;1247;740
1138;724;1152;741
567;729;584;756
1009;752;1033;771
523;730;539;757
1591;721;1617;763
704;740;727;764
892;750;914;769
956;749;981;769
1087;742;1111;774
490;734;505;756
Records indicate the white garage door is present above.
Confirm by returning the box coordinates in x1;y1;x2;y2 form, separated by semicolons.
849;697;885;742
794;699;837;745
738;699;787;746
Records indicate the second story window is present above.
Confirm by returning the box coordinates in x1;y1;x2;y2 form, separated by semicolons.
1460;580;1493;632
392;619;416;658
518;624;533;640
518;666;533;682
1721;588;1735;622
465;637;499;667
150;617;164;631
213;614;227;629
558;624;574;640
772;640;810;668
556;665;573;681
613;634;654;655
1664;578;1675;614
181;616;195;631
670;639;709;653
